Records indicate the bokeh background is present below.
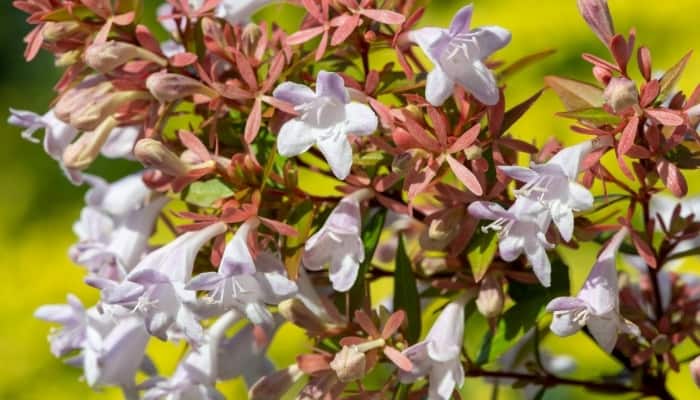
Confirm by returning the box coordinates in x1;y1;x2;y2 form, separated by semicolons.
1;0;700;399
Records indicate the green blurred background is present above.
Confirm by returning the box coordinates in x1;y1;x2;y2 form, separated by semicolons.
1;0;699;399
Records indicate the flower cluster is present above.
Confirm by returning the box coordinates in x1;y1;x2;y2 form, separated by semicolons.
11;0;700;399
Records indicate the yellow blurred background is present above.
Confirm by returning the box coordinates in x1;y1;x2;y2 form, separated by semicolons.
1;0;699;399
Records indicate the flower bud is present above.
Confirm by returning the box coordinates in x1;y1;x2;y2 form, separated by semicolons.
576;0;615;46
603;77;639;113
249;365;304;400
54;79;112;124
146;72;219;103
421;208;463;250
134;138;190;176
42;21;82;43
85;41;166;73
592;65;612;86
278;298;327;334
651;334;671;355
476;274;504;319
690;355;700;388
329;346;366;383
55;50;81;67
63;116;119;170
391;152;413;174
242;23;263;57
464;144;483;161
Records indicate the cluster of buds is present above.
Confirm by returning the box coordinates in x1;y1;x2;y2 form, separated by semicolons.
10;0;700;399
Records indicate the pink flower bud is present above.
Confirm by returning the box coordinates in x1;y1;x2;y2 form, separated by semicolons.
577;0;615;46
691;355;700;388
603;77;639;113
241;23;263;57
133;138;191;177
146;72;218;103
329;346;366;383
592;65;612;85
476;274;505;319
62;116;119;170
85;41;166;73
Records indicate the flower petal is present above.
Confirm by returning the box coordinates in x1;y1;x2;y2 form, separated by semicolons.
450;60;499;106
448;5;473;36
316;132;353;179
425;67;455;107
470;26;512;59
316;71;349;103
276;119;317;157
329;252;361;292
343;103;378;136
272;82;316;106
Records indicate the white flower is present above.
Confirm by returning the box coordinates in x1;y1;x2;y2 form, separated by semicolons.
499;140;601;242
302;196;365;292
399;295;469;400
546;228;640;353
273;71;378;179
469;197;555;286
408;4;511;106
186;220;297;326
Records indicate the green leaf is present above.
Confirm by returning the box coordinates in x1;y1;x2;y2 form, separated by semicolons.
544;76;605;111
659;51;692;101
182;178;233;207
392;383;411;400
283;200;315;279
557;107;621;125
466;229;499;282
499;49;557;80
394;234;421;343
348;209;387;312
476;259;569;365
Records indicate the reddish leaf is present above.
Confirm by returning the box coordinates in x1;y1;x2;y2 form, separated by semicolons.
354;310;380;337
315;30;329;61
657;159;688;197
645;109;685;127
381;310;405;339
637;46;652;81
639;79;660;107
427;107;448;147
358;9;405;25
448;123;480;153
446;155;483;196
170;52;198;67
383;346;413;372
297;354;330;375
82;0;111;18
234;51;259;91
286;26;324;45
112;11;135;26
245;97;263;143
618;116;639;155
330;14;359;46
630;230;657;269
262;95;297;115
260;217;299;237
179;131;211;161
609;34;630;73
135;25;163;55
301;0;323;22
23;25;44;61
94;18;113;44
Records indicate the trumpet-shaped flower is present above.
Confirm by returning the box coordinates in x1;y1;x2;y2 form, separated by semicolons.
399;295;469;400
273;71;378;179
186;221;297;326
546;228;639;353
499;140;599;242
71;173;167;279
92;223;228;342
469;197;555;286
408;4;511;106
302;196;365;292
215;0;275;25
34;294;87;357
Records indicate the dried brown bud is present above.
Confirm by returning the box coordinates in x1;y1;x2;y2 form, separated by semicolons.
134;138;190;176
146;72;218;103
603;77;639;113
85;41;166;73
329;346;366;383
421;208;463;250
476;274;504;319
278;298;327;334
577;0;615;46
391;152;413;174
242;23;263;57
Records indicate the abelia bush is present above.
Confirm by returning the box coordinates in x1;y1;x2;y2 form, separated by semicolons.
10;0;700;398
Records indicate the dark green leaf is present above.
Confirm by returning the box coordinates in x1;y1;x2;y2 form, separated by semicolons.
394;234;421;343
348;209;387;312
393;383;411;400
182;178;233;207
